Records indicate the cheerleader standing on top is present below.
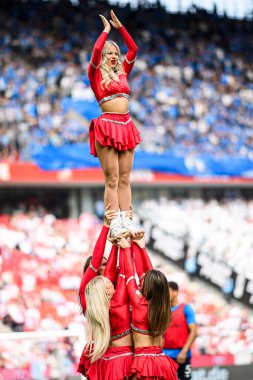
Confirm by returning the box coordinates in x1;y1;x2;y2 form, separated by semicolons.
88;10;141;238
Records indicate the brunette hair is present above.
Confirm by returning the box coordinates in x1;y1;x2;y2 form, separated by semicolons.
83;256;92;274
168;281;179;292
142;270;171;336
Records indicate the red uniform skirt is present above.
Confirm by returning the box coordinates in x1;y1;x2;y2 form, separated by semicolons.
77;343;92;376
89;112;142;157
130;346;178;380
87;345;134;380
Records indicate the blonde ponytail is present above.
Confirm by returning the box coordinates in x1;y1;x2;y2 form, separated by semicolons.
85;276;111;363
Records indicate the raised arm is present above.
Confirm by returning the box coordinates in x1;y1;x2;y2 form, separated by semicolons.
79;206;117;314
119;26;138;76
110;10;138;77
118;239;140;307
104;244;118;285
88;15;110;80
112;249;129;305
79;225;109;313
133;238;153;284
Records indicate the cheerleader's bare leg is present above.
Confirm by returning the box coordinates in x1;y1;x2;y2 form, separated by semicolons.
118;148;143;234
95;140;119;210
95;140;129;237
118;148;134;211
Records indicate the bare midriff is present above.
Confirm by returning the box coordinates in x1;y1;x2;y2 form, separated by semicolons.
110;332;133;347
132;331;163;348
101;97;129;114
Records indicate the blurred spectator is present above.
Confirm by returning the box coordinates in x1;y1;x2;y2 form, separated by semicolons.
139;197;253;283
138;197;253;360
0;1;253;161
222;277;235;304
163;281;197;380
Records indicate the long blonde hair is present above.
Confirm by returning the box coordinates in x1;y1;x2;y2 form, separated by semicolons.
100;40;125;89
85;276;111;363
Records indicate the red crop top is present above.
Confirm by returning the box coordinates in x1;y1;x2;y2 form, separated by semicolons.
104;246;131;341
79;225;109;315
88;26;138;106
122;247;160;336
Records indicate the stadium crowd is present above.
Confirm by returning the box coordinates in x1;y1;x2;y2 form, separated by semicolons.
0;203;253;375
1;0;253;161
138;197;253;284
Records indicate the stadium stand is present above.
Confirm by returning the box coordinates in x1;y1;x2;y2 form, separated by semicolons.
138;197;253;284
0;1;253;163
1;0;253;378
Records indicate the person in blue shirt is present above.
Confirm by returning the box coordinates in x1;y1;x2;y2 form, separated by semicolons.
163;281;197;380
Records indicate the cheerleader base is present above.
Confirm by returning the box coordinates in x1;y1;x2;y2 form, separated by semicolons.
89;112;141;157
130;346;178;380
87;345;134;380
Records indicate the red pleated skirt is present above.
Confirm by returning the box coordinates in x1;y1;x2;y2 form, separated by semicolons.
89;112;142;157
77;343;92;376
130;346;178;380
87;345;134;380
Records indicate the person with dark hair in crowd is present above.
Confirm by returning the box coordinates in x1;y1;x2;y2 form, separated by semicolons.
163;281;197;380
88;10;141;238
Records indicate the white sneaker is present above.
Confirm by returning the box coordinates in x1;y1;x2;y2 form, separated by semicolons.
120;211;141;235
109;216;128;238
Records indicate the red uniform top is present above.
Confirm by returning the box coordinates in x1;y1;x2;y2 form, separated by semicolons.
163;304;189;348
88;26;138;106
79;225;109;314
104;246;131;341
122;246;159;336
104;244;118;285
132;242;153;285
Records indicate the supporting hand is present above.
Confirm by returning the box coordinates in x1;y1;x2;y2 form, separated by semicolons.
132;234;145;248
117;237;130;249
104;204;117;226
132;230;145;243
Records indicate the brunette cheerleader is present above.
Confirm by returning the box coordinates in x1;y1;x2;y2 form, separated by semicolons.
119;237;178;380
88;10;141;238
